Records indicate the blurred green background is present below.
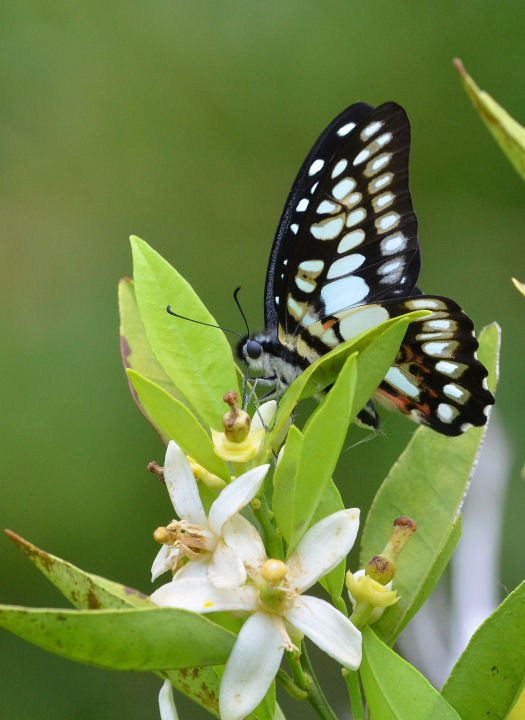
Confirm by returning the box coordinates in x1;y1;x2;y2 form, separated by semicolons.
1;1;524;718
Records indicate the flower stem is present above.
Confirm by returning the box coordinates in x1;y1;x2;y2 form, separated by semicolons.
276;669;309;701
343;669;364;720
254;493;283;560
300;643;340;720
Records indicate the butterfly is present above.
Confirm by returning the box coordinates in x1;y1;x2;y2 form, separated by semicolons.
236;102;494;436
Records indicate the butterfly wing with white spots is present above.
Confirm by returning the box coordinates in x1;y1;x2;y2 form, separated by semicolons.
237;102;494;436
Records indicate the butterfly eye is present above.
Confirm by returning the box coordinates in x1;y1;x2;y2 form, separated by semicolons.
246;340;262;360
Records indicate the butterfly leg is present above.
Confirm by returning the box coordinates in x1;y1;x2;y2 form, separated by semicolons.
252;392;280;431
242;376;277;409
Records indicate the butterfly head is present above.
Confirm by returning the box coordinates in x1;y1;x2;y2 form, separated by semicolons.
236;332;274;378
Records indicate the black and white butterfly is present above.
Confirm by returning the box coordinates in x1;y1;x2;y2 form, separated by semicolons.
237;102;494;436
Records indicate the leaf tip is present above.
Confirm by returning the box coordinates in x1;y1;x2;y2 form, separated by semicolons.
453;57;467;77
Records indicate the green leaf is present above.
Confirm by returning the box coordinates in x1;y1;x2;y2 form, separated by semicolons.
283;354;357;554
131;236;239;429
442;580;525;720
5;529;152;610
360;323;500;644
264;311;428;452
274;431;347;598
0;605;235;670
360;626;461;719
272;425;305;542
454;59;525;182
312;480;346;600
119;278;195;441
4;531;228;717
127;370;230;481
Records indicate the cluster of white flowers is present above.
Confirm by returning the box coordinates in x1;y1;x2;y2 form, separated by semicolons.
151;441;362;720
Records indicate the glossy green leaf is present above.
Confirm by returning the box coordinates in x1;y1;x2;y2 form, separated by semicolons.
264;311;428;452
131;236;239;429
119;278;195;442
361;626;461;719
360;324;500;644
0;605;235;670
127;370;230;481
455;59;525;181
312;480;346;601
284;354;357;554
442;580;525;720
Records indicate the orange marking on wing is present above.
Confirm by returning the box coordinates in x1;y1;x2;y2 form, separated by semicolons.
378;387;431;418
322;319;337;331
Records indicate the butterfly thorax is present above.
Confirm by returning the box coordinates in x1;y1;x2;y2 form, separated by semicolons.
237;332;309;397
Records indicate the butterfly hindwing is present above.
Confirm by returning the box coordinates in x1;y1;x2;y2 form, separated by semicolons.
374;296;493;435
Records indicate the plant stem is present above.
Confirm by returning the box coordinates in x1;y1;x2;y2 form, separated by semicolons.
254;493;283;559
300;643;340;720
343;669;364;720
276;669;309;701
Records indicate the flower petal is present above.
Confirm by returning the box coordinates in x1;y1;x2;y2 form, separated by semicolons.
172;559;209;580
286;595;361;670
347;569;394;623
151;544;179;582
219;612;285;720
208;464;269;536
159;679;179;720
251;401;277;432
287;508;360;592
164;441;206;525
208;540;247;588
151;577;257;613
222;514;267;569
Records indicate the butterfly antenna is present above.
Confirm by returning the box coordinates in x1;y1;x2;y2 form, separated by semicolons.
233;287;251;338
166;306;243;339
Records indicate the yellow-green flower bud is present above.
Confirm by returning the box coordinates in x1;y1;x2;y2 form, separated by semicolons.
365;554;396;585
222;391;251;442
261;559;287;583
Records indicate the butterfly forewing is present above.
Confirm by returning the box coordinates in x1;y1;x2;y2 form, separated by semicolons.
265;102;421;343
245;101;495;435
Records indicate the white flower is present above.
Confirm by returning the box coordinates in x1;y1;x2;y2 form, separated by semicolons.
158;679;179;720
151;508;362;720
151;440;269;588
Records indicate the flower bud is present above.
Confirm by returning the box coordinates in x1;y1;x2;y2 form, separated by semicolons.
261;559;287;583
211;391;265;462
222;391;251;443
365;555;396;584
153;526;176;544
